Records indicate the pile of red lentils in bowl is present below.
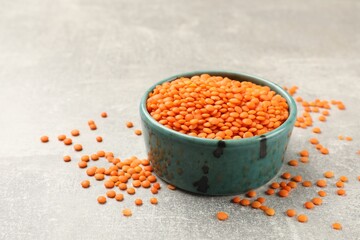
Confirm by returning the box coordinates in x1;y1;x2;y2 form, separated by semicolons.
146;74;289;139
40;74;359;232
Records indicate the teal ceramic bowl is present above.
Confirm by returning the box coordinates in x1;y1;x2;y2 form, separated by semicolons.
140;71;297;195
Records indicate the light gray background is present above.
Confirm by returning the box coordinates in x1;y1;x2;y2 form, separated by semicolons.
0;0;359;239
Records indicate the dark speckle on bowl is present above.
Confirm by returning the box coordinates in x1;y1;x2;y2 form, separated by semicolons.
213;140;226;158
202;164;209;174
193;175;209;193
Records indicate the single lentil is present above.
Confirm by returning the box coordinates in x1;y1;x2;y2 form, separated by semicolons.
297;214;308;223
217;212;229;221
332;223;342;230
71;129;80;136
122;208;132;217
265;208;275;216
97;196;106;204
58;135;66;141
81;180;90;188
40;136;49;142
74;144;83;151
150;198;158;204
286;209;296;217
63;155;71;162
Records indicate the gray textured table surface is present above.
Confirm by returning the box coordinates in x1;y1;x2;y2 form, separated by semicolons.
1;0;360;239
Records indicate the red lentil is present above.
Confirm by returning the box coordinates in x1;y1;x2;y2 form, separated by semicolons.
122;208;132;217
281;172;291;179
115;194;124;201
251;201;261;209
95;173;105;181
104;180;115;189
74;144;83;151
97;196;106;204
119;183;128;190
318;115;326;122
126;122;134;128
64;138;72;145
217;212;229;221
302;181;312;187
312;127;321;134
40;135;49;143
141;180;151;188
339;176;348;182
282;186;291;192
288;160;298;167
286;209;296;217
150;198;158;204
167;184;176;190
135;198;143;206
292;176;302;182
311;198;322;205
265;189;275;195
287;181;297;189
316;180;327;187
71;129;80;136
315;144;323;150
246;190;256;198
107;190;116;198
78;161;87;168
127;187;135;195
337;189;346;196
240;199;250;206
270;182;280;189
299;150;309;157
332;223;342;230
150;187;158;194
309;138;319;144
91;154;99;161
58;135;66;141
265;208;275;216
324;171;334;178
318;190;327;197
81;180;90;188
86;167;97;176
320;147;329;155
297;214;308;223
63;155;71;162
278;190;289;198
147;75;289;139
260;205;269;211
89;123;97;130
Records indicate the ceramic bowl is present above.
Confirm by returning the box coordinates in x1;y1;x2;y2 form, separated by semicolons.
140;71;297;195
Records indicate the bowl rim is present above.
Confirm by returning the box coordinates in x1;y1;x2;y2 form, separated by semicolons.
140;70;297;146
